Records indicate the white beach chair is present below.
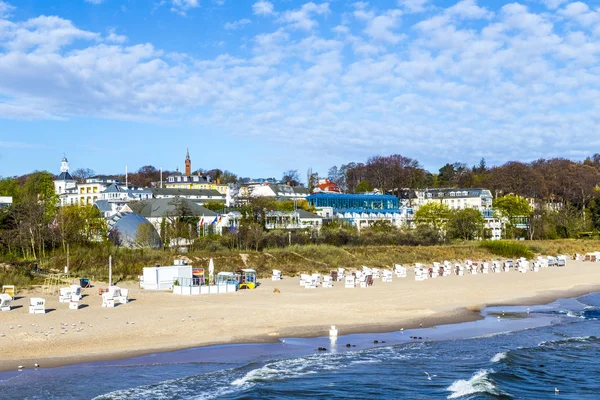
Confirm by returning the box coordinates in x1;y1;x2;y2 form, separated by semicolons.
108;286;121;299
556;256;567;267
359;275;369;288
337;268;345;281
0;293;11;311
300;274;311;287
547;256;556;267
29;297;45;314
394;264;407;278
345;276;355;288
69;300;79;310
117;288;129;304
272;270;282;281
482;262;489;274
518;260;529;273
59;287;72;303
322;276;333;288
382;270;393;283
70;285;82;302
371;268;381;279
531;262;540;272
102;292;115;308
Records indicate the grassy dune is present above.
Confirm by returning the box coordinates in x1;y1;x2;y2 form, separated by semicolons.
2;239;600;287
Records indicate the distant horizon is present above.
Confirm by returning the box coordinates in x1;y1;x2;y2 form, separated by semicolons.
2;1;600;178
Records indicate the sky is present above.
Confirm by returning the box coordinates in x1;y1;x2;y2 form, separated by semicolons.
1;0;600;180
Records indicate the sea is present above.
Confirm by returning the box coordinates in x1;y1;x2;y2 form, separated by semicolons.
1;293;599;400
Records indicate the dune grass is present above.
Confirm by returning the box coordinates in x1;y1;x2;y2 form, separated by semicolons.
2;239;600;287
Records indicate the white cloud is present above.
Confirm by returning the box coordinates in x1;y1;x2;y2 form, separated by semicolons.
363;9;404;44
2;2;600;168
540;0;567;10
399;0;430;13
280;2;330;31
224;19;251;30
84;0;104;4
0;0;15;18
253;1;275;16
106;29;127;44
170;0;199;15
446;0;492;20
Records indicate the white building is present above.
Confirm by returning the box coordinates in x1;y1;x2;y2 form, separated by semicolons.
0;196;12;209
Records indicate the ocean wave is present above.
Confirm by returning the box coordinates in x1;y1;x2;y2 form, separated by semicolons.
92;368;243;400
539;336;597;346
490;352;507;363
446;369;502;399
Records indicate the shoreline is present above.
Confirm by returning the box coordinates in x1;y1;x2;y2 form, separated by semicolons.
1;260;600;373
2;285;599;373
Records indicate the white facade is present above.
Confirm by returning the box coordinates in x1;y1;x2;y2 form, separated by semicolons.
0;196;12;209
420;188;493;211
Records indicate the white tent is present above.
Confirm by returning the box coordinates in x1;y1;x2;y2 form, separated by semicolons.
141;265;192;290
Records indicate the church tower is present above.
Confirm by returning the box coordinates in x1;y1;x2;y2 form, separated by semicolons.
185;148;191;175
54;155;76;197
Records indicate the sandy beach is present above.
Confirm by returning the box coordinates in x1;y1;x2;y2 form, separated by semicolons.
1;260;599;372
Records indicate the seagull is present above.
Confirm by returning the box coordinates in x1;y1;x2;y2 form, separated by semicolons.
34;363;39;368
555;388;560;395
424;372;437;380
17;365;23;371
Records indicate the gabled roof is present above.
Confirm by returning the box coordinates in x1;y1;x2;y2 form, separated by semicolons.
94;200;112;213
296;209;322;219
56;171;75;181
270;184;309;196
130;198;217;218
151;188;224;197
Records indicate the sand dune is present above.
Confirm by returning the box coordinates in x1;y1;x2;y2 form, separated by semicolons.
1;260;599;372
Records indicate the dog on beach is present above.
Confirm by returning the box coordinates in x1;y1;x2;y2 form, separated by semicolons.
273;288;281;294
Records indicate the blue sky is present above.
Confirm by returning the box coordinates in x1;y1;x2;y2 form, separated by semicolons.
1;0;599;180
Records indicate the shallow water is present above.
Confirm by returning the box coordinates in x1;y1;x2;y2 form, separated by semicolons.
1;294;599;399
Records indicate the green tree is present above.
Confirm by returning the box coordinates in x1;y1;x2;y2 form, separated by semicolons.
447;208;485;240
0;177;22;204
23;171;58;218
590;197;600;231
493;195;532;238
203;201;226;212
355;180;374;193
414;202;452;231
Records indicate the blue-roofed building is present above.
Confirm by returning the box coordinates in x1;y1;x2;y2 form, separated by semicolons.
306;193;413;229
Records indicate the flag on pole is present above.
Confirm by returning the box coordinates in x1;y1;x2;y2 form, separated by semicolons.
199;217;205;226
211;215;218;225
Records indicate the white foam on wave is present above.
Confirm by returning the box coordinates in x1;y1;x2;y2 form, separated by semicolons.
565;311;585;319
490;352;507;363
446;369;500;399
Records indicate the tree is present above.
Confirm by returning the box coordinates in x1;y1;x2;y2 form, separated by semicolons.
447;208;485;240
282;169;301;186
0;177;22;204
71;168;96;183
414;202;452;231
493;195;533;238
590;197;600;231
355;180;374;193
23;171;58;218
135;222;159;248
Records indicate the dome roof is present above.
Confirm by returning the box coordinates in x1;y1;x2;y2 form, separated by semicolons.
108;212;162;249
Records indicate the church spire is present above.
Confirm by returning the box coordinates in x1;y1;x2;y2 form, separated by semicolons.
60;154;69;173
185;148;191;175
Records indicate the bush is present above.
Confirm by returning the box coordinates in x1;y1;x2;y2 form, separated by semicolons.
480;240;534;259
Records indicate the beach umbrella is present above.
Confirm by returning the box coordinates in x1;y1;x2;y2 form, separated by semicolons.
209;258;214;285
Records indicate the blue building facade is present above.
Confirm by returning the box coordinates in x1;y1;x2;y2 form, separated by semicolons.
306;193;399;212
